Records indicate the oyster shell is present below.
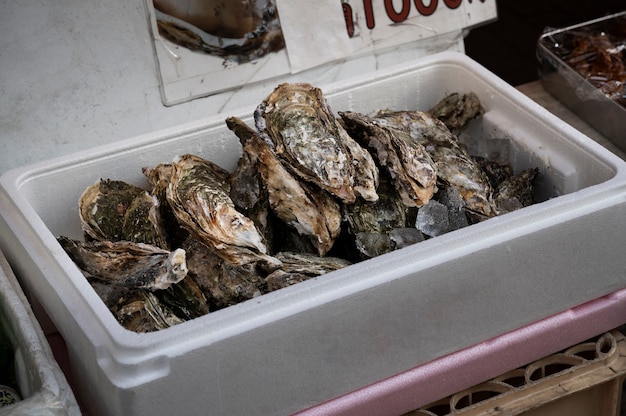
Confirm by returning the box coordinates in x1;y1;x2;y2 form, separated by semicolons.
181;236;265;310
89;274;208;330
156;275;210;320
340;172;424;260
494;168;539;214
265;251;351;292
255;83;379;203
121;191;169;249
79;179;146;241
474;156;513;190
228;130;274;252
112;289;185;332
343;173;407;235
338;111;437;208
365;109;497;219
166;154;280;267
227;116;341;256
429;92;485;134
143;163;189;248
58;236;188;290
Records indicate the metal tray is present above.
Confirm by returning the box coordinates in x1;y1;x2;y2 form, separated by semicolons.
538;11;626;153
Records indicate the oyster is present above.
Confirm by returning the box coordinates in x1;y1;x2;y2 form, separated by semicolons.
166;153;280;267
89;276;206;332
343;173;407;235
156;275;210;320
265;251;351;292
228;130;274;252
181;236;265;310
79;179;146;241
474;156;513;190
338;111;437;207
494;168;539;214
362;109;498;219
121;191;169;249
227;116;341;256
429;92;485;134
143;163;189;248
112;289;185;332
350;231;423;259
340;172;414;259
255;83;379;203
58;236;188;290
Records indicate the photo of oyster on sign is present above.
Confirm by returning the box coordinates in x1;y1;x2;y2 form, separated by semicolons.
153;0;285;63
147;0;290;105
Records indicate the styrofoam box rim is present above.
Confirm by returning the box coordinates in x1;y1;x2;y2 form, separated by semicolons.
2;51;626;414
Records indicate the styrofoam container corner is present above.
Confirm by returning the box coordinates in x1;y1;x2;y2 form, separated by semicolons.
0;250;80;416
2;51;626;416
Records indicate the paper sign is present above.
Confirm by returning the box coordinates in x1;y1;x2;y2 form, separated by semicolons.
146;0;496;105
277;0;496;72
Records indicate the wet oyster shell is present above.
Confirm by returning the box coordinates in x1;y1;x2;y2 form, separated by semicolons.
255;83;378;203
112;289;185;332
79;179;145;241
339;111;437;208
343;173;407;235
182;236;265;310
474;156;513;190
166;153;280;267
227;116;341;256
58;236;188;290
121;191;169;249
156;275;209;320
368;109;497;219
429;92;485;134
494;168;539;214
143;163;189;248
265;251;351;292
228;129;274;252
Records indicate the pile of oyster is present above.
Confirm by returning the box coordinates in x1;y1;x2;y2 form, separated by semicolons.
58;83;538;332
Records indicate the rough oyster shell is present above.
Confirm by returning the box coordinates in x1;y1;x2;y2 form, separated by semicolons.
166;153;280;267
340;173;423;260
58;236;188;290
121;191;169;249
143;163;189;248
365;109;497;219
338;111;437;208
429;92;485;134
255;83;379;203
79;179;146;241
181;236;265;310
112;289;185;332
494;168;539;214
227;116;341;256
264;251;351;292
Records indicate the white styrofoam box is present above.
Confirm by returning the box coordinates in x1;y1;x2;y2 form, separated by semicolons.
1;51;626;416
0;249;80;416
